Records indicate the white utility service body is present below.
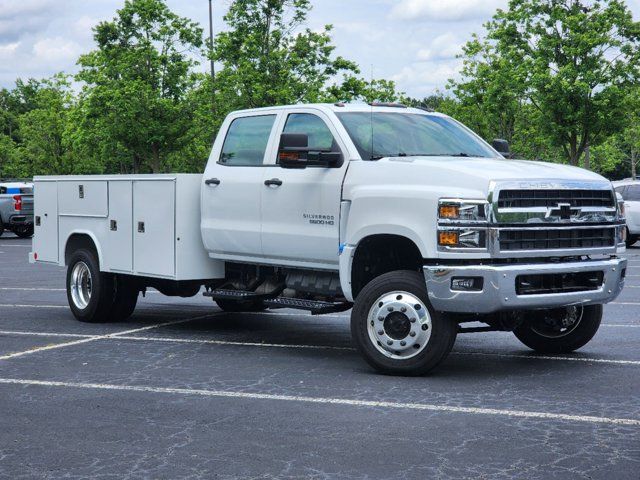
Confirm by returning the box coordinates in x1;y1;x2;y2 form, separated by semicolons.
31;103;628;375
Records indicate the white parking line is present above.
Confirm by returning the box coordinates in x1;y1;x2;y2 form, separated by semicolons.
1;329;638;365
0;244;31;247
0;287;161;293
0;330;92;338
0;304;67;309
0;314;216;361
0;377;638;426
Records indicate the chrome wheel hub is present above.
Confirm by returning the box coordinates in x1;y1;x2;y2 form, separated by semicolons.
531;306;583;338
70;261;92;310
367;291;432;359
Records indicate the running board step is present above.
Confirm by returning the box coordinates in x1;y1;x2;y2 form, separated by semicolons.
263;298;352;315
204;288;279;302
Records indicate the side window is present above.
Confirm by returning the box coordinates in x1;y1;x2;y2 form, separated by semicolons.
626;185;640;201
220;115;276;166
283;113;338;152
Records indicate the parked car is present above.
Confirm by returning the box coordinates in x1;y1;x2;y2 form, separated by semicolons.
0;181;34;238
31;103;627;375
613;179;640;247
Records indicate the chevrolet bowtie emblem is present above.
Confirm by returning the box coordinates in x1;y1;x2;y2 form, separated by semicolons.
546;202;580;220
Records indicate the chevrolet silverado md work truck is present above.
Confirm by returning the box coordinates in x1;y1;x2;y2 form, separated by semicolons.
30;103;627;375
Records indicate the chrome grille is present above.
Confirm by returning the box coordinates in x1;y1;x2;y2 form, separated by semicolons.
497;189;615;209
489;181;622;257
499;228;616;251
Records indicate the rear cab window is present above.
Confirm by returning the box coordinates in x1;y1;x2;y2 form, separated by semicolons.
219;115;277;166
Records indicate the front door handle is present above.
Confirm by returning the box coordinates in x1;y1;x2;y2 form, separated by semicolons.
264;178;283;187
205;178;221;186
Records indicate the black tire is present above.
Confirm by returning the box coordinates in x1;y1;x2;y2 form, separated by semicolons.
0;219;4;237
626;229;638;248
110;275;139;321
216;299;265;313
514;305;602;354
13;225;34;238
351;270;458;376
66;249;115;323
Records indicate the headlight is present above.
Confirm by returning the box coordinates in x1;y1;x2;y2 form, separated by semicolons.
438;199;487;222
438;229;487;249
437;199;489;251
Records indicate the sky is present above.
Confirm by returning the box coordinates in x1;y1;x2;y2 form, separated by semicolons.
1;0;639;98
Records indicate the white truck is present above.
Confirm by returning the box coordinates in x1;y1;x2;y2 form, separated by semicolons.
30;103;627;375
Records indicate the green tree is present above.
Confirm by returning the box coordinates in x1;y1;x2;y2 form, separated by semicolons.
15;75;73;176
214;0;360;109
453;0;640;166
76;0;203;173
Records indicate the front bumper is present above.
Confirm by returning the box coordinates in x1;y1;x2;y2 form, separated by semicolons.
424;258;627;314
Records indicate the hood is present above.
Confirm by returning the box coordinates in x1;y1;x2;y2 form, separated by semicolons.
380;156;610;193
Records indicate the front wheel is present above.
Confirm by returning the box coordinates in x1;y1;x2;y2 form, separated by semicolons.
626;228;638;248
351;270;457;376
514;305;602;353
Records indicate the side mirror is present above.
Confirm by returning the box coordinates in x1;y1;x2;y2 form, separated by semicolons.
492;139;511;158
278;133;343;169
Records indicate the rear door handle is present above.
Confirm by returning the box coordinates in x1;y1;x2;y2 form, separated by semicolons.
264;178;283;187
205;178;221;186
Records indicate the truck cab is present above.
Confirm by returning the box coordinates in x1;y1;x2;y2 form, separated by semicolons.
31;103;627;375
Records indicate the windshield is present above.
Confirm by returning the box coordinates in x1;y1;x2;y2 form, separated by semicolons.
336;112;497;160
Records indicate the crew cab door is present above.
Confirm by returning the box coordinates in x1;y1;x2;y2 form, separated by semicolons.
260;110;349;267
201;113;278;259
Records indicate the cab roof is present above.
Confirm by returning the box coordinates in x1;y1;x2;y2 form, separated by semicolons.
231;103;446;117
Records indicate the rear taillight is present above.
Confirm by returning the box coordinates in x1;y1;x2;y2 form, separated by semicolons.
13;195;22;211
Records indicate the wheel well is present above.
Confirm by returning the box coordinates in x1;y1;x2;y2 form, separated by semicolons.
65;234;98;265
351;235;423;299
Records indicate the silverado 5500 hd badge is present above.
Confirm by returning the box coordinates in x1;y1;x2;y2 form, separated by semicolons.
304;213;335;226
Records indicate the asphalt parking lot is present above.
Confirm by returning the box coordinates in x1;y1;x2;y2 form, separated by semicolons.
0;233;639;479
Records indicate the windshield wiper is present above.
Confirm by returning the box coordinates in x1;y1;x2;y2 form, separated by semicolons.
369;152;408;160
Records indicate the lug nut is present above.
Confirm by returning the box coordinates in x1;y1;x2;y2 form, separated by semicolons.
400;341;406;346
410;318;416;323
401;307;407;313
410;331;416;337
387;340;393;346
378;330;384;336
378;316;384;321
421;324;429;331
387;306;394;312
414;304;422;310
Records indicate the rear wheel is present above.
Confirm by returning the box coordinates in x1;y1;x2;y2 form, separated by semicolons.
514;305;602;353
110;275;139;321
351;270;457;376
66;249;115;323
13;225;34;238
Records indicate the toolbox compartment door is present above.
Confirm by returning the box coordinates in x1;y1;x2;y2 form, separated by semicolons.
33;181;59;263
106;181;133;273
58;181;108;218
133;180;175;277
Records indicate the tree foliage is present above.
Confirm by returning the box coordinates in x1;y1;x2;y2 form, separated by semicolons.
452;0;640;166
1;0;639;179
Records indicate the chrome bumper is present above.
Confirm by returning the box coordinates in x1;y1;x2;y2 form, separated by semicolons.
424;258;627;314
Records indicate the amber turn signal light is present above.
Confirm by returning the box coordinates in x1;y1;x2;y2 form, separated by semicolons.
438;231;459;246
439;205;459;219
